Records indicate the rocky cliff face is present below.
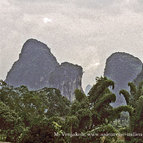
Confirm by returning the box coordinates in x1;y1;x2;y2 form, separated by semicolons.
85;84;92;96
104;52;142;107
5;39;83;101
48;62;83;101
134;65;143;85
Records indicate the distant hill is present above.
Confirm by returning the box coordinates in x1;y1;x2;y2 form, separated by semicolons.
85;84;92;96
5;39;83;101
104;52;142;107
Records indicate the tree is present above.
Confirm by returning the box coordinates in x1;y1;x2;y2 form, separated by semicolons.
0;78;133;143
0;101;23;142
0;80;71;142
69;77;131;143
120;82;143;143
21;117;65;143
71;89;91;132
86;77;131;142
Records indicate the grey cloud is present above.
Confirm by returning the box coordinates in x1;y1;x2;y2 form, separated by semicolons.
132;0;143;13
73;0;115;8
1;0;143;89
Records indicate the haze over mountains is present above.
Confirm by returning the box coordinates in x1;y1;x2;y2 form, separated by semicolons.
5;39;143;105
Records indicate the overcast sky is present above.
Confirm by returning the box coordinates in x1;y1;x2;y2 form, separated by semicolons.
1;0;143;89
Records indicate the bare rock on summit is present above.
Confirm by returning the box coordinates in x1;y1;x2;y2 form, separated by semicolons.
6;39;59;89
49;62;83;101
104;52;142;107
5;39;83;101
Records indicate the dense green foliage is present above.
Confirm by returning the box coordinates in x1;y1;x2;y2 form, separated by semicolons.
0;77;142;143
0;80;70;142
120;82;143;143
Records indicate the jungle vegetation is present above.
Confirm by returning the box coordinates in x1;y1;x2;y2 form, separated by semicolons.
0;77;143;143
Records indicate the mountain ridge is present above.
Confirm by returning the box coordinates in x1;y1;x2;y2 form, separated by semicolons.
5;39;83;101
104;52;143;106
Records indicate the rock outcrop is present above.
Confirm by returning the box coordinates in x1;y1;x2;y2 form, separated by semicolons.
104;52;142;107
48;62;83;101
85;84;92;96
5;39;83;101
134;66;143;85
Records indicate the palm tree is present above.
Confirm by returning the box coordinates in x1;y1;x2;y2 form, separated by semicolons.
120;81;143;142
85;77;132;142
88;77;132;127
